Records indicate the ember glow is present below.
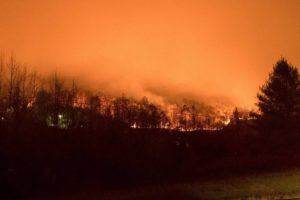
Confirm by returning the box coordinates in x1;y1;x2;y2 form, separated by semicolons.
69;92;232;131
0;0;299;109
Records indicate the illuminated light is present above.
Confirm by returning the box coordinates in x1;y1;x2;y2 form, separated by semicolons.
223;118;231;125
131;123;136;129
203;127;222;131
58;114;62;119
46;115;55;127
1;117;4;120
27;100;34;107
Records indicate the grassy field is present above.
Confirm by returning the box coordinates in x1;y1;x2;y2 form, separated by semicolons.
28;169;300;200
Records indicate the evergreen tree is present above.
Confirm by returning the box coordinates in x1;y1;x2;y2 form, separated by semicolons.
257;58;300;131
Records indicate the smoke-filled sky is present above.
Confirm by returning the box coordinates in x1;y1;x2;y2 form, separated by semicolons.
0;0;299;108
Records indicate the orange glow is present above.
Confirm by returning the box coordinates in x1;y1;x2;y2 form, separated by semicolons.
0;0;299;108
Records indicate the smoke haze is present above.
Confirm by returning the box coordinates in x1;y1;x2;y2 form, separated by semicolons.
1;0;299;108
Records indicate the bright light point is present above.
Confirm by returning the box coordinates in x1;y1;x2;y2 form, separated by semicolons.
58;114;62;119
131;123;137;129
223;118;231;125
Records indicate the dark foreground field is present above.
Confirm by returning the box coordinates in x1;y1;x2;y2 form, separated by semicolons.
26;169;300;200
2;124;300;200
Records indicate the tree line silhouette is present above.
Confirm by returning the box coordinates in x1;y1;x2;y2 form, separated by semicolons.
1;54;300;199
0;54;231;132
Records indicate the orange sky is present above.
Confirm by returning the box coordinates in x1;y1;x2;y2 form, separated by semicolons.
0;0;299;108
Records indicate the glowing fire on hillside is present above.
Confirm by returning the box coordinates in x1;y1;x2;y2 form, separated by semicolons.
24;92;241;131
72;94;236;131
